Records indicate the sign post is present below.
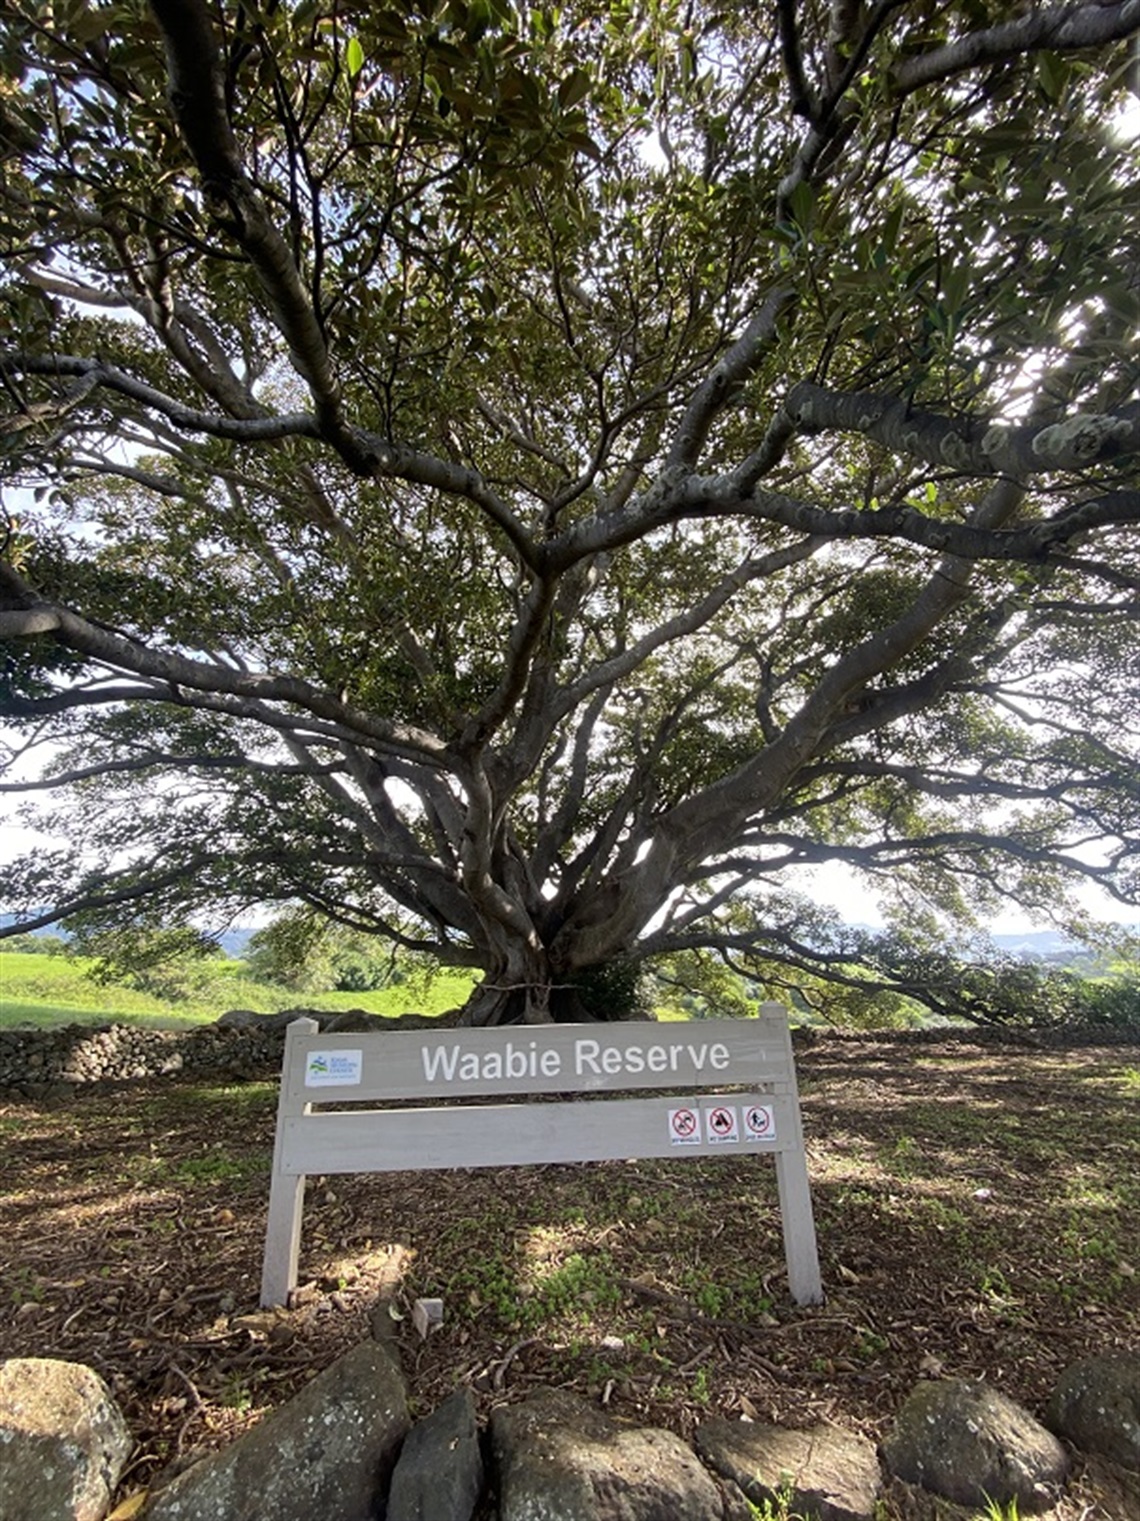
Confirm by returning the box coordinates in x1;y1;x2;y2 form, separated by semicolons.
260;1003;822;1307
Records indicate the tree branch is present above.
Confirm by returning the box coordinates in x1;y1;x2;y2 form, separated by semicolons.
666;289;796;471
149;0;357;453
894;2;1140;96
786;381;1140;475
0;353;319;443
0;562;449;763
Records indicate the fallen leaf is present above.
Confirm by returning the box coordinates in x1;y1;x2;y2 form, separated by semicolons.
106;1492;148;1520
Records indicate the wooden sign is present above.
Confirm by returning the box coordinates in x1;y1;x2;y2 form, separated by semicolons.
261;1004;822;1307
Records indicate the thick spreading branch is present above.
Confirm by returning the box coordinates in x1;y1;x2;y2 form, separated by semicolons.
149;0;354;449
0;355;319;444
787;382;1140;476
0;564;448;764
894;1;1140;94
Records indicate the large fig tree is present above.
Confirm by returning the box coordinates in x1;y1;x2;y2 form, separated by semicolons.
2;0;1139;1023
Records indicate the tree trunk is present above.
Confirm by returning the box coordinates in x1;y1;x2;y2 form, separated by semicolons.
457;941;555;1026
458;948;648;1027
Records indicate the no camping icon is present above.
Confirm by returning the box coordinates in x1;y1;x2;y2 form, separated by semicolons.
705;1104;740;1144
668;1107;701;1145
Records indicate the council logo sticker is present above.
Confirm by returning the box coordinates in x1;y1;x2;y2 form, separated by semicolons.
304;1049;364;1087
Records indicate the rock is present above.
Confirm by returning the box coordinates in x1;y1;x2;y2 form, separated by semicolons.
387;1387;484;1521
881;1378;1069;1513
1048;1351;1140;1470
695;1418;881;1521
142;1341;408;1521
321;1010;388;1032
411;1298;444;1340
215;1010;295;1031
491;1387;723;1521
383;1012;451;1030
0;1356;133;1521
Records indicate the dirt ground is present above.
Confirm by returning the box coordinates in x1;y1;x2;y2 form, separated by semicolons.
2;1031;1139;1518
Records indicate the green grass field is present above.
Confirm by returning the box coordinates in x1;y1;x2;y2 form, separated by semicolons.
0;951;477;1030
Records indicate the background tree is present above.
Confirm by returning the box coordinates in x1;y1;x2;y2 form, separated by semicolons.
68;921;223;1002
2;0;1139;1024
245;906;401;992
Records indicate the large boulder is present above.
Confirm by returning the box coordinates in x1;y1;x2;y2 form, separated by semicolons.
695;1418;881;1521
142;1341;408;1521
491;1388;723;1521
386;1386;484;1521
1047;1351;1140;1470
0;1357;133;1521
215;1010;296;1031
882;1378;1069;1514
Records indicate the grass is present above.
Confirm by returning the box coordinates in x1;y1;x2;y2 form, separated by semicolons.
0;950;476;1030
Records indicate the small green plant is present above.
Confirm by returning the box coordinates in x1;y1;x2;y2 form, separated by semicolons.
694;1281;728;1317
523;1251;623;1329
744;1481;804;1521
853;1328;889;1360
882;1132;922;1177
220;1373;256;1413
170;1152;259;1185
9;1268;46;1307
972;1495;1020;1521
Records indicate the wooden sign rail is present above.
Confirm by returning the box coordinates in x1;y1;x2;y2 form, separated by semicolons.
260;1004;822;1307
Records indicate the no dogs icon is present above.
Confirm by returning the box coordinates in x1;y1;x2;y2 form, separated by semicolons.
744;1104;776;1141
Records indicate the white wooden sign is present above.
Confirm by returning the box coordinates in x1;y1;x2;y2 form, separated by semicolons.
260;1004;822;1307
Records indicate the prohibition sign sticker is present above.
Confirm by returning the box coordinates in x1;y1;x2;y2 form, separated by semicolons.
706;1105;740;1144
669;1108;701;1146
744;1103;776;1141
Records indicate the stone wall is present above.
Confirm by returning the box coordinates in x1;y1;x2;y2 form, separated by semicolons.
0;1022;289;1097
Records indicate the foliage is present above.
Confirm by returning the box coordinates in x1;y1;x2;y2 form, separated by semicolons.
743;1489;806;1521
245;907;398;992
69;922;224;1003
0;931;68;956
2;0;1140;1024
973;1499;1020;1521
567;959;654;1022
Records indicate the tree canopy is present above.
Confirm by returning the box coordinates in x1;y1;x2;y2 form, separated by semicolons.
2;0;1139;1024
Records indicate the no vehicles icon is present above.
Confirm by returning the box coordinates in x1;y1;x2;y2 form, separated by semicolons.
669;1107;701;1146
706;1105;740;1145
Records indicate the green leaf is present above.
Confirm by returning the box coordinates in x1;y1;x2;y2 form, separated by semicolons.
1035;51;1067;102
345;35;365;78
558;67;591;110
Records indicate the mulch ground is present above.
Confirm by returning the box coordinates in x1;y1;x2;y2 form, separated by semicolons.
2;1031;1139;1518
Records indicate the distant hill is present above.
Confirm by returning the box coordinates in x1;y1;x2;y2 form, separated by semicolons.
991;930;1078;957
215;927;255;958
0;914;257;960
